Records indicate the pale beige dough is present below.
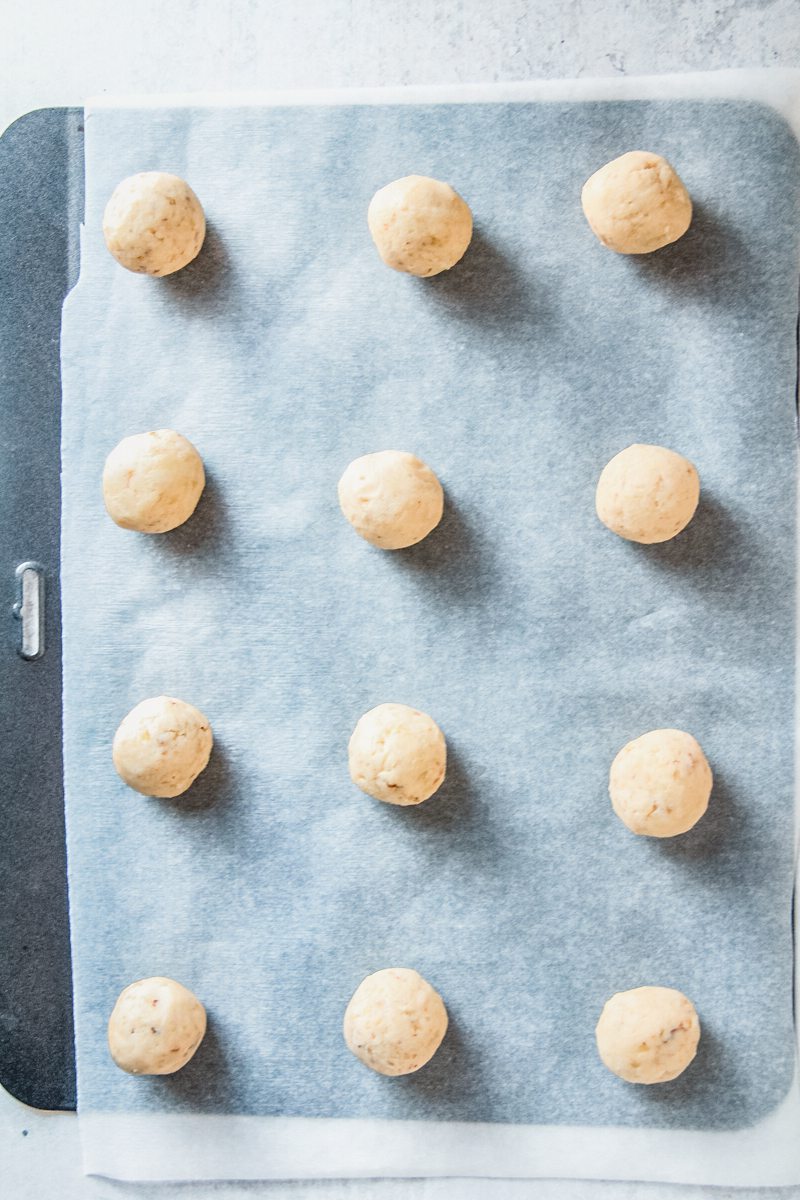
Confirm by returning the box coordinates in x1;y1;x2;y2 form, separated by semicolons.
367;175;472;277
108;976;207;1075
581;151;692;254
113;696;213;798
349;702;446;806
610;728;712;837
103;171;206;276
596;986;700;1084
103;429;205;534
595;443;699;544
338;451;444;550
343;967;448;1075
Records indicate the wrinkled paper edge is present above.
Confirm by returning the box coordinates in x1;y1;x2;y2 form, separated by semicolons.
73;70;800;1186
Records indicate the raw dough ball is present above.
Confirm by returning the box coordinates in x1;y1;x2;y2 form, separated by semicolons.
595;986;700;1084
338;451;444;550
349;703;446;806
103;429;205;534
595;443;699;544
343;967;448;1076
103;171;206;276
581;151;692;254
108;976;207;1075
367;175;473;277
113;696;213;798
610;728;712;837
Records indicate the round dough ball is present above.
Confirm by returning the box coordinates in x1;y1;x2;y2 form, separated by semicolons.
367;175;473;277
108;976;207;1075
113;696;213;798
344;967;448;1076
581;151;692;254
596;986;700;1084
349;703;446;806
338;451;444;550
103;171;206;276
610;728;712;837
103;429;206;534
595;443;699;544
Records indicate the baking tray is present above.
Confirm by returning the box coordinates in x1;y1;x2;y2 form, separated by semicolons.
0;107;83;1111
3;93;799;1147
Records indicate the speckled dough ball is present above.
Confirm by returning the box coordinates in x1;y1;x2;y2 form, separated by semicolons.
596;986;700;1084
113;696;213;798
581;151;692;254
595;443;699;544
103;171;206;276
610;728;712;837
338;451;444;550
108;976;207;1075
103;429;205;534
368;175;473;277
349;703;446;806
344;967;448;1076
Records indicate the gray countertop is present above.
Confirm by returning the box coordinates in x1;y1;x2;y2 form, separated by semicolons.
4;0;800;136
2;1;799;1197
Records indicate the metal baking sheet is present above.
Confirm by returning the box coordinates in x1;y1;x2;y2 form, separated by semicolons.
0;106;83;1111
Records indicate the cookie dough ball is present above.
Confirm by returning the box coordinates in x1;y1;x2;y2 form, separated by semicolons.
610;728;712;837
596;986;700;1084
596;443;699;544
338;451;444;550
344;967;448;1076
113;696;213;798
103;429;205;534
368;175;473;277
349;703;446;806
581;151;692;254
108;976;207;1075
103;171;206;276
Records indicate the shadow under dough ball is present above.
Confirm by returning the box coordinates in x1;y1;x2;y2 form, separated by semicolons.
103;171;206;276
367;174;473;277
595;443;700;544
338;450;444;550
108;976;207;1075
343;967;448;1076
103;429;206;534
348;702;446;806
596;986;700;1084
609;728;713;837
581;151;692;254
113;695;213;798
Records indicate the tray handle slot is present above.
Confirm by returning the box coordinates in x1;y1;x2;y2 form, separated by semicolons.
13;562;45;661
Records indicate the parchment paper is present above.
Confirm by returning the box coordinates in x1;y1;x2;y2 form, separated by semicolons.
60;73;800;1186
